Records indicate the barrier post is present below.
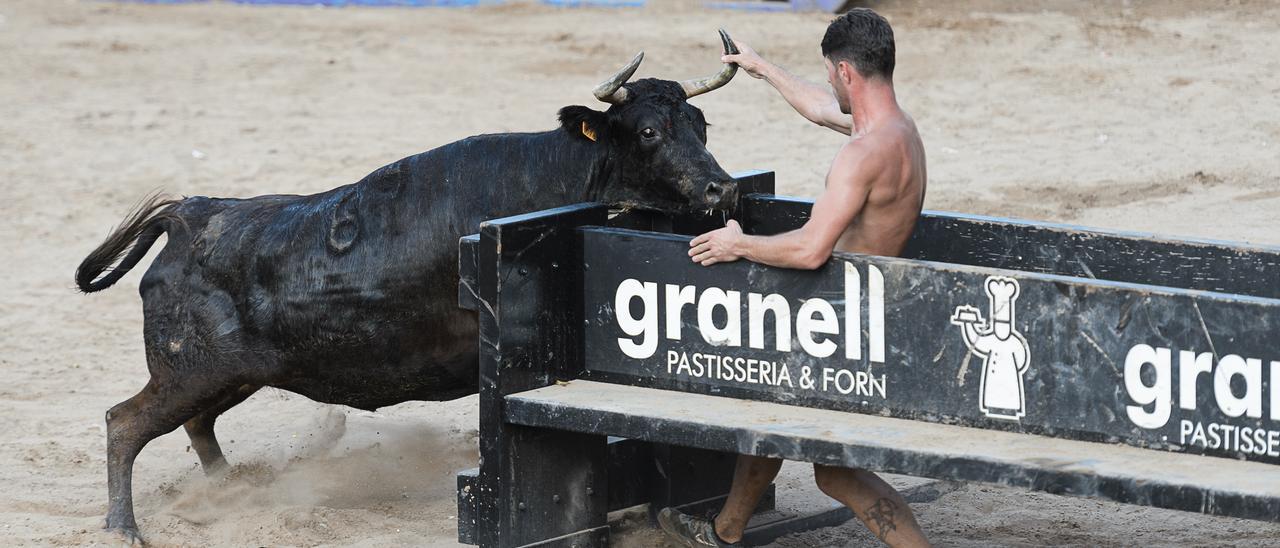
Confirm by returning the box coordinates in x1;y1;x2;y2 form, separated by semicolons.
474;203;611;547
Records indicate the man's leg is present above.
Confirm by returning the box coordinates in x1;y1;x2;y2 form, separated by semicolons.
713;455;783;542
813;464;931;548
657;455;782;546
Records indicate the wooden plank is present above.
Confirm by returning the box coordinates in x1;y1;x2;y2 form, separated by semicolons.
457;467;480;545
736;195;1280;299
505;426;609;546
642;443;751;523
600;438;762;517
739;505;853;546
507;381;1280;522
460;436;765;543
907;211;1280;300
474;203;610;547
579;226;1280;464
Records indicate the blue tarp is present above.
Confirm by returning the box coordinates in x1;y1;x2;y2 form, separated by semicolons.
109;0;504;6
110;0;650;6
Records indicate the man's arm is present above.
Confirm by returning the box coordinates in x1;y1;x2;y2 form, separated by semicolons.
689;145;872;269
724;42;852;135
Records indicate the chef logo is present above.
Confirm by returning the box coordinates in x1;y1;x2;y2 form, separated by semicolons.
951;276;1031;421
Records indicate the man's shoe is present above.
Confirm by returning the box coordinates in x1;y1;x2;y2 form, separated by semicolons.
656;507;740;547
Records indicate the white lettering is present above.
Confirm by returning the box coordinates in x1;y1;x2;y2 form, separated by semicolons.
747;293;791;352
1190;421;1208;447
868;265;885;363
613;265;887;362
1215;355;1262;418
1125;344;1280;430
817;367;886;398
665;285;696;340
697;288;741;347
836;369;856;394
1177;420;1280;456
1125;344;1171;429
1178;350;1212;411
658;351;795;387
869;373;887;399
845;263;861;360
616;279;658;359
1273;361;1280;422
676;352;692;376
796;299;839;358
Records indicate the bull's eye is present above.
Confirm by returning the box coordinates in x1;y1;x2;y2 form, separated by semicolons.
640;128;657;140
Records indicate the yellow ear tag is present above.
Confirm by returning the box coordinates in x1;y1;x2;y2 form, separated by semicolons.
581;121;597;142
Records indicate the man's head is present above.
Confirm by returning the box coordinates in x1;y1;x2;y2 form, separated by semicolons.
821;8;896;114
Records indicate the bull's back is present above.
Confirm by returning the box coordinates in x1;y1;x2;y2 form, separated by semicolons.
135;132;586;406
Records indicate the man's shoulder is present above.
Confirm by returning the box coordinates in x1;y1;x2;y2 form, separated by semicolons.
846;117;921;158
833;134;890;171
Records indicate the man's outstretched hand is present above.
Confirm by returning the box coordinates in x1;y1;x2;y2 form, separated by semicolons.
722;41;771;80
690;220;746;266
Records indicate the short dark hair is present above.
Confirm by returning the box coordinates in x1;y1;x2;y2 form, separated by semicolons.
821;8;895;80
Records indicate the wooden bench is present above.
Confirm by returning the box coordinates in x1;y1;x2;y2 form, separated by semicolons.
455;170;1280;547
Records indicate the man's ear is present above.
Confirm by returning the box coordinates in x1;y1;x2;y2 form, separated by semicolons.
838;61;856;85
559;106;608;142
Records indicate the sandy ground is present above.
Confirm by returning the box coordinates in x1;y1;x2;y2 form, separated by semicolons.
3;0;1280;546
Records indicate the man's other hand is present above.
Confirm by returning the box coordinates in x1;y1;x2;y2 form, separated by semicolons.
722;41;770;80
690;220;746;266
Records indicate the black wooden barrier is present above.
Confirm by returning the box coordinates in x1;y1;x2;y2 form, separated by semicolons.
457;170;1280;546
581;225;1280;459
742;194;1280;300
457;171;779;547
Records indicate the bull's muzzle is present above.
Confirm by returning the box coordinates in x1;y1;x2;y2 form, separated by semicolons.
703;181;738;211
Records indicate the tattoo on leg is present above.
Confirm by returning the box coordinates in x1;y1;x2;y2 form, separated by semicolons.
865;497;899;542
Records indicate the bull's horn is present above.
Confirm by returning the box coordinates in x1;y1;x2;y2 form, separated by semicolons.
680;29;740;99
593;51;644;105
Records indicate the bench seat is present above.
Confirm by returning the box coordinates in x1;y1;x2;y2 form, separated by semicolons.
506;380;1280;522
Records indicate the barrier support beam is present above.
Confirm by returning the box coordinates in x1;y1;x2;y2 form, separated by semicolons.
738;194;1280;299
474;203;610;547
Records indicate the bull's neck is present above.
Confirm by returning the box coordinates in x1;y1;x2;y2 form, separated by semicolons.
538;130;618;206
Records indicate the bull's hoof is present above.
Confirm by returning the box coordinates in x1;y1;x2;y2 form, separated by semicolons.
200;457;231;477
104;524;146;546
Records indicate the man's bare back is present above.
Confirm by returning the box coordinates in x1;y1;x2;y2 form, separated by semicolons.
832;114;927;257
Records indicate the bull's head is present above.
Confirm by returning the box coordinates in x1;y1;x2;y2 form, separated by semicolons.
559;30;741;213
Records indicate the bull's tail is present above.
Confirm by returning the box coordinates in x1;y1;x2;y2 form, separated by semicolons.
75;192;184;293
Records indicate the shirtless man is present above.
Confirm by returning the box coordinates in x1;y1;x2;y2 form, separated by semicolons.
657;9;930;548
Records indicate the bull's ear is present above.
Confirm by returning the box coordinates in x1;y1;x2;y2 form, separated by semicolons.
559;106;607;142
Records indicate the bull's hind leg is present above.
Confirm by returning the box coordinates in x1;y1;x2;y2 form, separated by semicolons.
183;384;260;475
105;378;234;544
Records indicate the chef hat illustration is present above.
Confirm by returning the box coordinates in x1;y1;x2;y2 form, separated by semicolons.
985;276;1020;325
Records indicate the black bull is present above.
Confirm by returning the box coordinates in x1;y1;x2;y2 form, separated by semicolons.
76;36;742;543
